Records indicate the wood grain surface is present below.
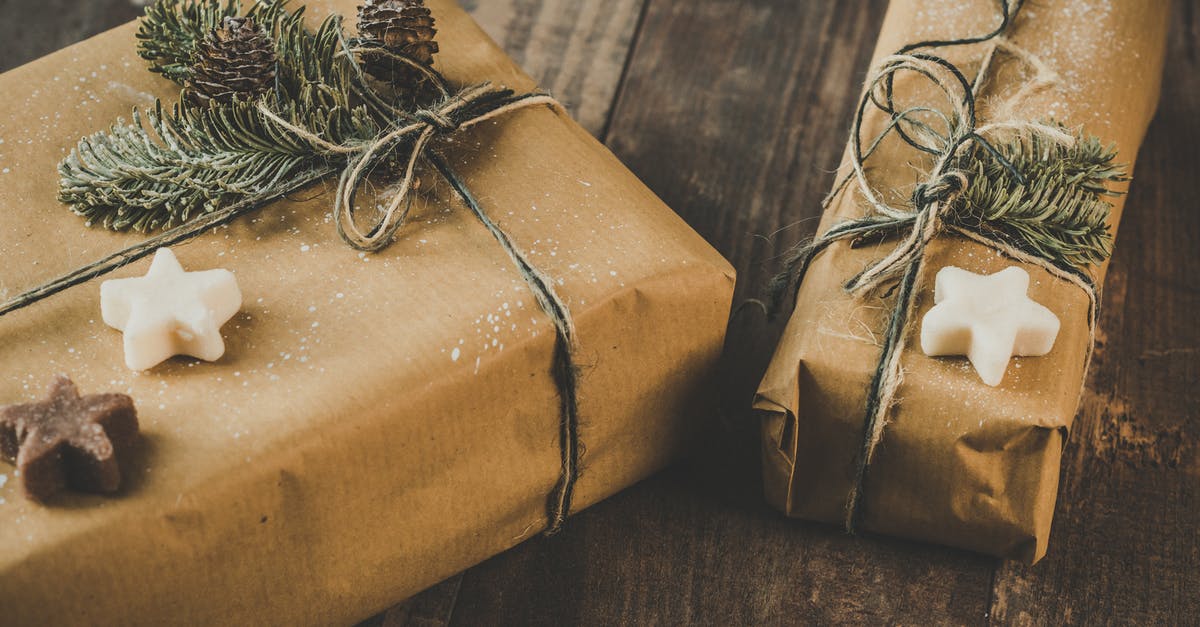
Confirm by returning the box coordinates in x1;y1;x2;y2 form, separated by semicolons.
457;0;645;136
2;0;1196;624
0;0;141;69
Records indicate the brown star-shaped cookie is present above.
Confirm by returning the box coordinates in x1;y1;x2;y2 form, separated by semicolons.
0;374;139;502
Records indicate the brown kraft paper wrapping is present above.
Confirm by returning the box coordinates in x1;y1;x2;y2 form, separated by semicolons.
0;0;735;623
755;0;1167;563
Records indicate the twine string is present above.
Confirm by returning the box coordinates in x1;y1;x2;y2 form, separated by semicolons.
258;80;563;251
260;82;581;531
765;0;1103;534
428;154;581;534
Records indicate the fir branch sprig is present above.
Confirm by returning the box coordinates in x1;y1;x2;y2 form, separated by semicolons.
58;96;364;231
947;128;1127;269
63;0;381;232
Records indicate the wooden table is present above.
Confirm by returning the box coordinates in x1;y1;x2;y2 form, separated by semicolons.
5;0;1196;624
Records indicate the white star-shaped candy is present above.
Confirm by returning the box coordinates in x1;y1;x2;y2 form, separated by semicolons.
919;266;1060;386
100;248;242;371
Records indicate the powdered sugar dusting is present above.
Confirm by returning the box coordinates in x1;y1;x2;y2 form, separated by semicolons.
1021;0;1127;126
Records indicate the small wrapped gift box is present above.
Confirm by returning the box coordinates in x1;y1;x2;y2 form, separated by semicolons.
0;0;734;623
755;0;1167;563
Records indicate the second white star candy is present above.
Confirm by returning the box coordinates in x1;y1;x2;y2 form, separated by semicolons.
100;248;243;371
920;266;1060;387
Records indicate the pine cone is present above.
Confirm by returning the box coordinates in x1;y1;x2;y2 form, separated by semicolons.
186;17;278;107
356;0;439;85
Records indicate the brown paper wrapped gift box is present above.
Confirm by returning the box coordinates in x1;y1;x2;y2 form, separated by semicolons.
0;1;734;623
755;0;1167;563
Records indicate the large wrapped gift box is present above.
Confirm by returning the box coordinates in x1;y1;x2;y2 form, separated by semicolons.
0;1;735;623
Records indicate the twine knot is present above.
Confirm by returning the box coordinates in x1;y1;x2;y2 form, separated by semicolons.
912;171;969;209
414;108;460;133
255;83;562;253
318;83;562;253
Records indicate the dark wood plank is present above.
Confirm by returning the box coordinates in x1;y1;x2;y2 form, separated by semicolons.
449;469;995;625
988;2;1200;623
442;1;1000;624
0;0;140;72
459;0;646;136
361;576;462;627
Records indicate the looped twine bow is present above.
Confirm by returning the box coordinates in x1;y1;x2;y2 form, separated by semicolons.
334;82;563;252
765;0;1108;535
911;171;967;210
258;80;563;251
412;108;460;132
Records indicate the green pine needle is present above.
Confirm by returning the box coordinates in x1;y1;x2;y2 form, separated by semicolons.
948;128;1127;269
61;0;381;232
137;0;235;83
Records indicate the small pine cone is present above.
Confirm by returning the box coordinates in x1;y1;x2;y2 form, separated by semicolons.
356;0;439;85
186;17;277;107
